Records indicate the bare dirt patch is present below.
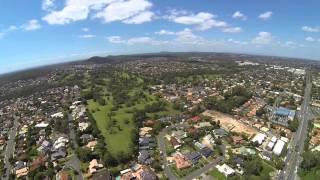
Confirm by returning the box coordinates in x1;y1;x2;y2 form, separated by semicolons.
203;110;257;137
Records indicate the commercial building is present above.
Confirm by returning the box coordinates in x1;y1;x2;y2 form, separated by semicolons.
270;107;296;127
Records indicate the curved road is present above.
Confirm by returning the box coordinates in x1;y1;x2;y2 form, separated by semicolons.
157;123;223;180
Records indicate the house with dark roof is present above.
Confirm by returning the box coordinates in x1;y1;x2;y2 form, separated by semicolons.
80;134;94;144
92;169;112;180
139;169;157;180
200;147;213;158
139;137;151;147
15;161;27;170
51;149;67;161
170;137;181;149
138;150;152;165
185;152;202;165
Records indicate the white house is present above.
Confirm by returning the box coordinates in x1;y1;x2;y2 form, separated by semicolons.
35;122;49;128
273;140;285;155
251;133;266;145
216;164;235;177
51;112;64;119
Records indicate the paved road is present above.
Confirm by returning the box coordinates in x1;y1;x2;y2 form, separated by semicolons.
184;157;223;180
279;71;312;180
2;117;19;180
157;123;223;180
157;126;178;180
66;114;84;180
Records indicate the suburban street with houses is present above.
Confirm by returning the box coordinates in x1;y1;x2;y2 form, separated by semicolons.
279;71;312;180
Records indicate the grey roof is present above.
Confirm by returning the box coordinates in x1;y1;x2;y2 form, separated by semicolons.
200;147;213;158
185;152;202;164
140;170;157;180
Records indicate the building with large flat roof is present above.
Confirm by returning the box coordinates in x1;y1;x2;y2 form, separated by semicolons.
270;107;296;127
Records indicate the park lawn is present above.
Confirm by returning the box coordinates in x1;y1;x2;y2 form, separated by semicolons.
87;97;135;156
147;102;181;119
209;169;227;180
87;88;180;157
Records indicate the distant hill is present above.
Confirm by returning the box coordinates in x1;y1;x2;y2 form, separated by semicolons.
1;52;319;84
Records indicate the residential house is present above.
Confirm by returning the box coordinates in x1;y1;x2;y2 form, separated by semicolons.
251;133;266;145
51;148;67;161
80;134;94;144
56;170;71;180
16;167;29;178
200;147;213;158
216;164;235;177
185;152;202;165
138;150;152;165
79;122;90;131
174;154;191;169
172;130;187;141
213;129;228;138
86;140;98;151
89;159;104;174
92;169;112;180
170;137;181;149
232;136;244;145
190;116;201;123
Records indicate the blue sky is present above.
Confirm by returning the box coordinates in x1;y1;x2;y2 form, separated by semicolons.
0;0;320;74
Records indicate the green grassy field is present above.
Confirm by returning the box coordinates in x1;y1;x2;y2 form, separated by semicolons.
87;96;135;156
87;88;180;157
209;169;227;180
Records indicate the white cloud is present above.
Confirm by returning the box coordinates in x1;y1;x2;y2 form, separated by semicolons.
155;30;175;35
302;26;320;33
174;28;205;44
42;0;55;11
222;27;242;33
107;36;125;43
82;28;89;32
252;32;273;44
94;0;154;24
107;36;167;45
43;3;91;24
7;26;18;31
166;11;228;31
232;11;247;21
228;38;248;45
43;0;154;25
122;11;154;24
305;37;315;42
22;19;41;31
0;20;41;39
78;34;96;38
258;11;273;20
0;25;18;39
